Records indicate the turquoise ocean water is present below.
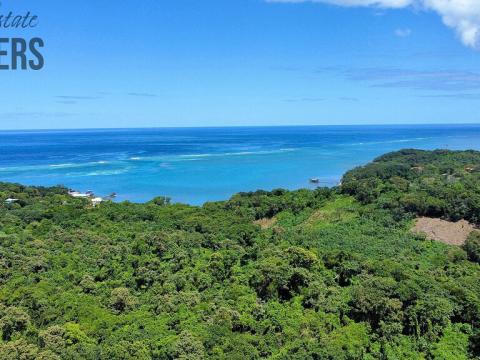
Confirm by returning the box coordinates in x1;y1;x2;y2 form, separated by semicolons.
0;125;479;204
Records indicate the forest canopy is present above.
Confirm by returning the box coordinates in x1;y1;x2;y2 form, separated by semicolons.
0;149;480;359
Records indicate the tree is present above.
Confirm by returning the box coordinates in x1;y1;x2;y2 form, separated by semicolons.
109;288;137;313
173;331;206;360
464;231;480;263
0;306;30;341
0;339;60;360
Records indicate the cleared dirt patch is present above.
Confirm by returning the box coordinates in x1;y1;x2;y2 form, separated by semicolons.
412;217;476;246
254;217;277;229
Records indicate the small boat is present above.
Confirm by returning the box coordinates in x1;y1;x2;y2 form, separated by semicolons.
309;178;320;184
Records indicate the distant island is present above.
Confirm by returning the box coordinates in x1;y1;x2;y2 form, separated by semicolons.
0;149;479;359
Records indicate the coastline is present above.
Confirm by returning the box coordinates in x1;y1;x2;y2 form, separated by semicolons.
1;124;480;204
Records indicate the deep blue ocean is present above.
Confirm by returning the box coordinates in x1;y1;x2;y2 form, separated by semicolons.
1;125;479;205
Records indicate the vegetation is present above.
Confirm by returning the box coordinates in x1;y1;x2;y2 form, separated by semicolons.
341;149;480;224
0;149;480;359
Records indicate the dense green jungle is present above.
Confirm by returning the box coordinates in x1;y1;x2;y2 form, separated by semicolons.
1;149;480;359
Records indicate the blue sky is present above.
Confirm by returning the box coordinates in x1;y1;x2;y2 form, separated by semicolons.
1;0;479;129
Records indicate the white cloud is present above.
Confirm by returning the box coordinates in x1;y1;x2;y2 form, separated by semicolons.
395;28;412;37
266;0;480;48
425;0;480;48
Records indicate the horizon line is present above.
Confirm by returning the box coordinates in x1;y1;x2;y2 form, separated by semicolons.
1;122;480;132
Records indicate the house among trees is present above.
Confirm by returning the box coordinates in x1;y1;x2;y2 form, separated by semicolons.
4;198;18;205
69;189;105;206
91;197;104;206
68;190;91;198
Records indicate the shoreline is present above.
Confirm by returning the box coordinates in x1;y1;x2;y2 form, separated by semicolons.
2;125;480;204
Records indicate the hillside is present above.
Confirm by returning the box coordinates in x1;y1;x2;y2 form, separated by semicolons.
342;149;480;224
1;150;480;359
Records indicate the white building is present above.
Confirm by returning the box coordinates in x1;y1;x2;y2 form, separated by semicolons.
91;197;104;206
68;191;91;198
